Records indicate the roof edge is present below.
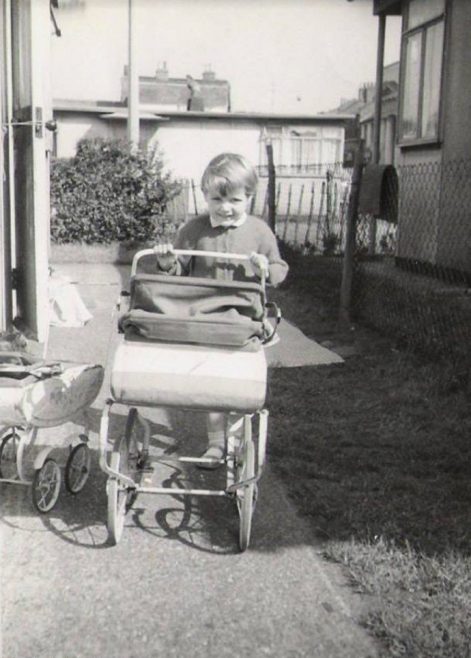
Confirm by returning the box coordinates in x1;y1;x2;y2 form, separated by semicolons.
52;99;355;122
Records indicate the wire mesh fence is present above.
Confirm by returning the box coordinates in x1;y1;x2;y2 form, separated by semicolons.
352;157;471;384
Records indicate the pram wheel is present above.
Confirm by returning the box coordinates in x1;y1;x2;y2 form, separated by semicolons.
65;442;91;494
237;438;256;552
107;408;139;545
32;458;62;513
0;429;20;480
107;452;127;545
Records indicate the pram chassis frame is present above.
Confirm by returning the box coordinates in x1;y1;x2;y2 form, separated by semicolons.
99;399;268;550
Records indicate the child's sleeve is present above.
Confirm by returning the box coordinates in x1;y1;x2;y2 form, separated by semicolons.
262;227;289;286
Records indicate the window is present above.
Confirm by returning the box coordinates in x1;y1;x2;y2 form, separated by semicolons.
399;0;445;143
290;131;322;169
259;126;341;173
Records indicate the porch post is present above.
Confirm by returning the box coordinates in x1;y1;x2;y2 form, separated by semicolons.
369;12;386;255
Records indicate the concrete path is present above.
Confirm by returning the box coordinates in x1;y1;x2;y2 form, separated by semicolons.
0;264;376;658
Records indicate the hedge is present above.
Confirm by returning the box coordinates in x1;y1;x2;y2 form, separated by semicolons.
50;138;182;244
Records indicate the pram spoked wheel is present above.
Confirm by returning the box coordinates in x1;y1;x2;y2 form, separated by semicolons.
236;435;256;552
65;440;91;494
107;408;140;544
32;458;62;513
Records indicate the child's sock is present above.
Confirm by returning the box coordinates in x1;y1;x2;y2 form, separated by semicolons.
198;430;225;470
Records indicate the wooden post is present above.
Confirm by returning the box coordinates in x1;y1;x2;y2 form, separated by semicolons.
191;179;198;215
294;184;304;246
339;140;364;327
266;143;276;232
283;184;292;242
304;181;315;246
316;181;326;249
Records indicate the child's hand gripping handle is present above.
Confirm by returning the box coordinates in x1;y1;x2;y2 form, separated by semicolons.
132;247;268;285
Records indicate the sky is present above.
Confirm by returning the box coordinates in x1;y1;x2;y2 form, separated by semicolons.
51;0;402;114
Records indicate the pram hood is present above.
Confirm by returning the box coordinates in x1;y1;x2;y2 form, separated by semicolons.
119;275;267;348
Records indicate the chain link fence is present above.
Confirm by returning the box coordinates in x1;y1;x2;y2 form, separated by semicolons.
352;158;471;386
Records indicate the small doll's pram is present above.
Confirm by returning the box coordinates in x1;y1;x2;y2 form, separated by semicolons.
0;353;103;513
99;248;280;550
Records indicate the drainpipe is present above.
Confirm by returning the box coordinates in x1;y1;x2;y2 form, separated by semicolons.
127;0;139;148
369;11;386;255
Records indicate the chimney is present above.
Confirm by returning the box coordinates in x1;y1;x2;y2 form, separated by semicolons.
156;61;169;82
202;66;216;82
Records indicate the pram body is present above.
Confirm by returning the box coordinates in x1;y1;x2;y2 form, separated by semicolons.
99;248;280;550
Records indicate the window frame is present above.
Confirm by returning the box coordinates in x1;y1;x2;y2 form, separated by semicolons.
398;0;446;147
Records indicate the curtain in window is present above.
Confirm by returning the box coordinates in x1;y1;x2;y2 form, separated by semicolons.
402;32;422;140
421;21;444;139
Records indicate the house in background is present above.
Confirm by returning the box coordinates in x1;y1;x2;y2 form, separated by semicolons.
359;62;399;165
371;0;471;277
120;63;231;113
52;91;352;184
327;61;399;166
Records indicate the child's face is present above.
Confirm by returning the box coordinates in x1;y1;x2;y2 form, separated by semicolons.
204;184;251;224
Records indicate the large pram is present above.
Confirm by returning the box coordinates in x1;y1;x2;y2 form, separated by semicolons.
99;248;280;550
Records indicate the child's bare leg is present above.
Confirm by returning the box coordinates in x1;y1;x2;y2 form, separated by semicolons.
226;414;244;449
198;411;226;469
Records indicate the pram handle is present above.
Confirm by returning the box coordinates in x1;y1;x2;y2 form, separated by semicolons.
131;248;266;284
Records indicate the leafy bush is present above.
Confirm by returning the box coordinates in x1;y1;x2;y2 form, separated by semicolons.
50;138;182;244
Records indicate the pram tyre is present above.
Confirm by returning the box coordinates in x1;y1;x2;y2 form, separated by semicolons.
65;443;91;494
107;409;139;544
237;439;256;552
32;458;61;513
107;451;127;545
0;429;20;480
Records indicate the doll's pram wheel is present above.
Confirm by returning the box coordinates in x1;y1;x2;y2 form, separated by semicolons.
32;458;62;513
65;442;91;494
0;429;20;480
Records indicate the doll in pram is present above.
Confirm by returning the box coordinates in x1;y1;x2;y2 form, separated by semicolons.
99;248;281;550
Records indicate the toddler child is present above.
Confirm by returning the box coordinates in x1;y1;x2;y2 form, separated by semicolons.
155;152;288;467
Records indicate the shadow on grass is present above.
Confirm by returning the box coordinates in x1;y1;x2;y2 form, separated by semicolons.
267;351;471;558
265;244;471;559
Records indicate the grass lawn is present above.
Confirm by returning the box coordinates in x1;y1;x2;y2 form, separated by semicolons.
267;247;471;658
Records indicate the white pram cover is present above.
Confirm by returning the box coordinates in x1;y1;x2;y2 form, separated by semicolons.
0;362;104;427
